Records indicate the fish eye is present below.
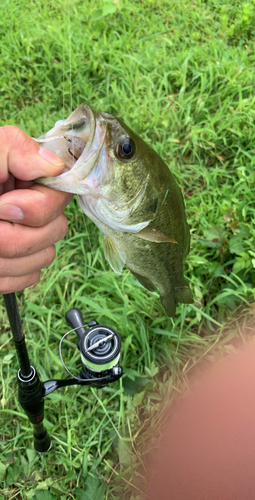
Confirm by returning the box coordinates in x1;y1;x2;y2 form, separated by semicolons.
116;137;135;160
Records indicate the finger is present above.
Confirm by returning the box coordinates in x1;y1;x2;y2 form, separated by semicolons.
0;174;29;195
15;179;34;189
0;214;68;258
0;272;41;294
0;125;65;183
0;245;56;277
0;186;73;226
0;174;17;195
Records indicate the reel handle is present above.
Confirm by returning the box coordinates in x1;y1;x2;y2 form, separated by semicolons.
65;308;96;340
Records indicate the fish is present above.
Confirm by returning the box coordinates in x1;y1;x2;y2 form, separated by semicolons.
35;104;192;316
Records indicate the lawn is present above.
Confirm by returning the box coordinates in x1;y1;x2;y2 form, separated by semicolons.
1;0;255;498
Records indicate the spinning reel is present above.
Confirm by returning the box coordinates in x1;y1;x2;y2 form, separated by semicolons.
62;308;121;382
4;293;123;453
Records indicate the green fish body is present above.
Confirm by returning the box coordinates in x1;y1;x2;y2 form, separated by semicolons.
36;104;192;316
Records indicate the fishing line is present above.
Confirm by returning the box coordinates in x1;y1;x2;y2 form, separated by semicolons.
62;2;66;119
62;28;65;120
59;325;88;380
61;0;73;119
61;2;94;261
68;2;73;115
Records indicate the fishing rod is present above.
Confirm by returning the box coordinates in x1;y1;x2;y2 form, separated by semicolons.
3;292;123;453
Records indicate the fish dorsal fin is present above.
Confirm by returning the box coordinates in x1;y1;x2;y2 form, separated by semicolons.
136;227;178;243
103;236;126;273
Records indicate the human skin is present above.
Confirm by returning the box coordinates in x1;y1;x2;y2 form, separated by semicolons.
0;125;73;293
146;341;255;500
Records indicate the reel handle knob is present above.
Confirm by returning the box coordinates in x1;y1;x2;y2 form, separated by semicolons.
65;308;87;340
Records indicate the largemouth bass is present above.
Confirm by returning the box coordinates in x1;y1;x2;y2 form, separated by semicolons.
36;104;192;316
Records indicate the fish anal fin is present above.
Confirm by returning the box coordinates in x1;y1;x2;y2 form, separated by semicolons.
160;285;193;317
174;286;193;304
136;227;178;244
103;236;125;274
129;270;157;293
160;294;176;317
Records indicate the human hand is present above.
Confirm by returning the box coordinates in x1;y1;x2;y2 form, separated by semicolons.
0;125;73;293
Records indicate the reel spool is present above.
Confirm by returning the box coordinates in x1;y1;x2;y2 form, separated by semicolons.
63;308;122;383
80;325;121;378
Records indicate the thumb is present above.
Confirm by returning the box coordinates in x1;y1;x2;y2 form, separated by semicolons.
0;125;65;183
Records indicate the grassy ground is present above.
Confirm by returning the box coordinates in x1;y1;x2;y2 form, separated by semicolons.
1;0;255;498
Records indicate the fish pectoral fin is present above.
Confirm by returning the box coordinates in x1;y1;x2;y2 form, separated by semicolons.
129;270;157;292
103;236;125;274
136;227;178;244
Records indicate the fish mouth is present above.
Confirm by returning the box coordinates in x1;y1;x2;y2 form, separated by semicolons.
35;104;107;194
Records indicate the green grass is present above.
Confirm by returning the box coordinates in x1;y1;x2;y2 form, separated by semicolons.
1;0;255;498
